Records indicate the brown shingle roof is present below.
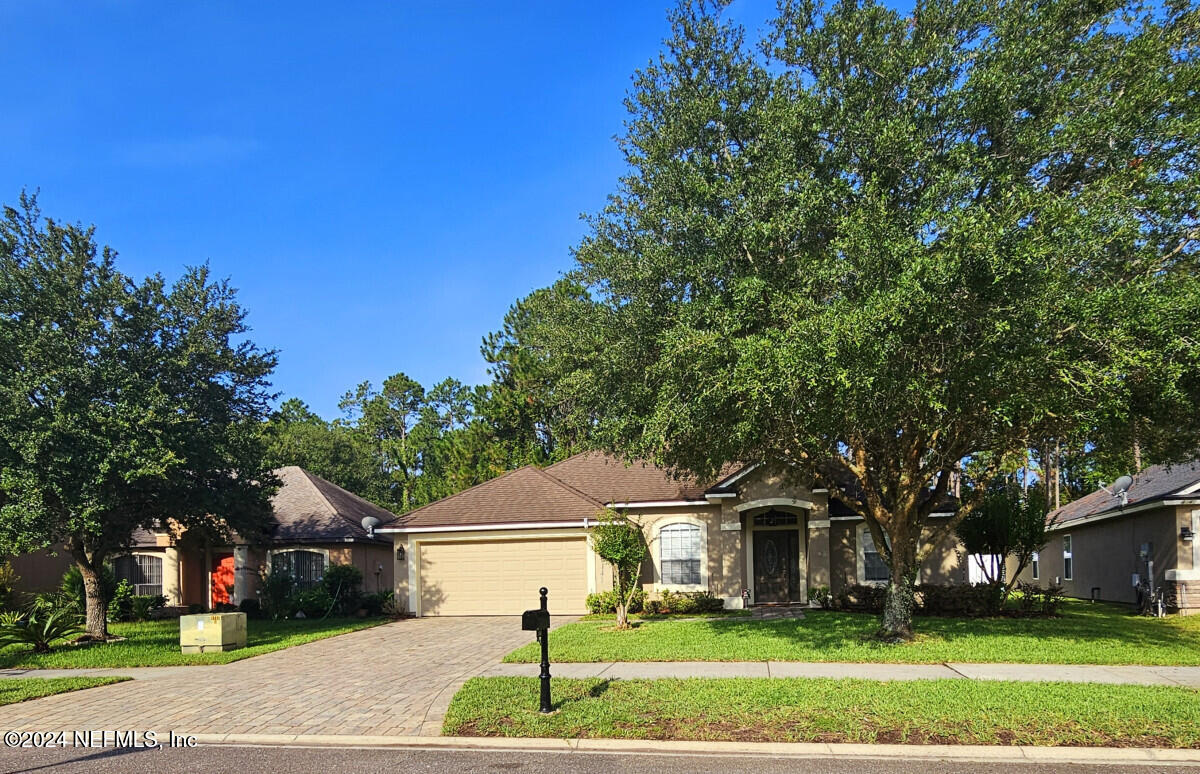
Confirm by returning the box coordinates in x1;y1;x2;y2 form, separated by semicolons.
396;465;606;529
545;451;732;503
130;466;398;546
270;466;398;543
1049;460;1200;527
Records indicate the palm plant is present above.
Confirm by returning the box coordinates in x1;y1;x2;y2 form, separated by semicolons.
0;606;84;653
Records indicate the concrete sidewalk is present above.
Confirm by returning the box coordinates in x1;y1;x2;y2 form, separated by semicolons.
483;661;1200;687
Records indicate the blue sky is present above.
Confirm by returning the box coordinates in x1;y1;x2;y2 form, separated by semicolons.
1;0;781;418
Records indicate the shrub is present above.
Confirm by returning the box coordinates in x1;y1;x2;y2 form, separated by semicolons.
109;580;135;622
361;591;391;617
258;571;295;620
586;588;645;615
0;605;83;653
61;564;118;613
646;590;724;615
809;586;833;610
294;586;334;618
238;598;262;618
835;584;887;613
321;563;364;615
187;603;204;614
129;595;167;622
0;562;19;611
32;590;77;615
915;582;1004;617
382;594;406;618
1013;582;1065;617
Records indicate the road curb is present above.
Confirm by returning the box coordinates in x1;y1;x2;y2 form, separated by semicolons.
189;732;1200;765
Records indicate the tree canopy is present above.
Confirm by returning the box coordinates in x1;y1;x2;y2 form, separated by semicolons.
518;0;1200;637
0;193;279;638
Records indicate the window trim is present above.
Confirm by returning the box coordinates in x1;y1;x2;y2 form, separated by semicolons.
856;523;889;586
111;551;164;598
1062;535;1073;581
269;547;331;590
652;517;708;592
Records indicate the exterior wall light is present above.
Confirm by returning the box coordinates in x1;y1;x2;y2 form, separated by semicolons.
1182;527;1195;542
396;545;406;561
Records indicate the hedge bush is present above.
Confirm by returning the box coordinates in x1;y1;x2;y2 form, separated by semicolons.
835;583;888;613
585;588;645;615
645;590;725;615
829;582;1063;618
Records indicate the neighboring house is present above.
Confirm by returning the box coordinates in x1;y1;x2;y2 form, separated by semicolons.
8;466;397;610
378;451;969;616
1008;460;1200;614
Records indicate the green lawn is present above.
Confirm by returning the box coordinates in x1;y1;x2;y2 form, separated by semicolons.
0;617;387;669
445;676;1200;747
0;677;128;705
506;602;1200;665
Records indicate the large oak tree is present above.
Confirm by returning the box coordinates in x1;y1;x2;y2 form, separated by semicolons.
0;194;279;639
526;0;1200;637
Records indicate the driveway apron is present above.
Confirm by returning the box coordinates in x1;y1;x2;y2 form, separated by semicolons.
0;616;553;737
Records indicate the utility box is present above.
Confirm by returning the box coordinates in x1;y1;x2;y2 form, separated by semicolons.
179;613;247;653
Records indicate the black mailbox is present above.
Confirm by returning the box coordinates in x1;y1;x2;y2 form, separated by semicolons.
522;608;550;631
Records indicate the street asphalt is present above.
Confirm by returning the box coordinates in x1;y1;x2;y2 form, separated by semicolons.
0;745;1198;774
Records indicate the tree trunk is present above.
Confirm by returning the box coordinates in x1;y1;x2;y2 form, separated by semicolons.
614;569;631;630
77;559;109;641
880;573;916;641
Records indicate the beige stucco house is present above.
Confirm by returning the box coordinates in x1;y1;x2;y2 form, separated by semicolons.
9;466;396;610
1008;460;1200;614
379;452;969;616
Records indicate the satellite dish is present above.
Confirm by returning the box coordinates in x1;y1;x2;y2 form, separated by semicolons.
361;516;381;536
1111;475;1134;495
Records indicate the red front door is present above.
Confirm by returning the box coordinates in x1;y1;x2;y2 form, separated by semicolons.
211;553;235;608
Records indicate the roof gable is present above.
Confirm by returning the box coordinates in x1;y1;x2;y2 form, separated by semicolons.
397;465;604;529
268;467;396;543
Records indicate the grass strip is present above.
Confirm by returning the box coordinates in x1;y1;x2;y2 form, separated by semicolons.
0;677;128;706
506;602;1200;665
0;617;387;669
445;676;1200;748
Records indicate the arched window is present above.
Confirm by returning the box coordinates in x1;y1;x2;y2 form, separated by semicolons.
272;550;326;590
112;554;163;597
659;523;702;586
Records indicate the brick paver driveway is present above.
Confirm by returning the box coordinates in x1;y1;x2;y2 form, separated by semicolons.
0;616;561;737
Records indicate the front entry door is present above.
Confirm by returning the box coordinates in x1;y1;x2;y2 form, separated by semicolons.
210;553;235;609
754;530;800;604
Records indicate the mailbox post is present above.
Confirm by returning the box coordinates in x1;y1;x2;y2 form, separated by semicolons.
521;587;552;713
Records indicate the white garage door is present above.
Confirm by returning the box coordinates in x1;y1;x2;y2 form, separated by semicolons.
418;537;589;616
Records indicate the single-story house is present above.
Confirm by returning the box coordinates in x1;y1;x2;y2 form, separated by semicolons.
378;451;970;616
8;466;397;610
1008;460;1200;614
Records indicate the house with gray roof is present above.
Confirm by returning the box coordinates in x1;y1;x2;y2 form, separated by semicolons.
1009;460;1200;614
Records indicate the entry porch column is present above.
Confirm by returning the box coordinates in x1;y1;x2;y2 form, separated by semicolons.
232;545;255;606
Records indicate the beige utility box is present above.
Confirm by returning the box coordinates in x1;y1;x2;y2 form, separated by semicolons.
179;613;247;653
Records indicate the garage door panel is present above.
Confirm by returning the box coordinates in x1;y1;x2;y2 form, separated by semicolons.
419;537;588;616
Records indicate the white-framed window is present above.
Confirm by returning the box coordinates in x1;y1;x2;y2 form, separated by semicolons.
659;522;702;586
112;553;163;597
856;523;889;584
1062;535;1073;581
271;549;326;590
1031;551;1040;580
